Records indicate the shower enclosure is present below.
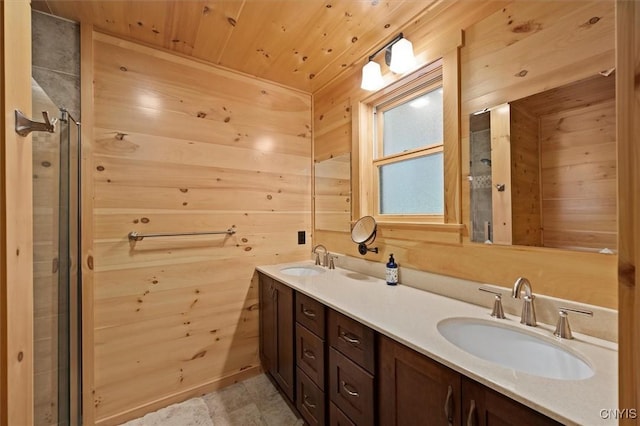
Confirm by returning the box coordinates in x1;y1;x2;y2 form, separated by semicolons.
32;78;81;426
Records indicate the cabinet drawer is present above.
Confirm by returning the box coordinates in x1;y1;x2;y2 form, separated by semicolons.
328;309;375;374
296;323;325;390
296;292;326;338
329;347;374;426
297;368;326;426
329;402;356;426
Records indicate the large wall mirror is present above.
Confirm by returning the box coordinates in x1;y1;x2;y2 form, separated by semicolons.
469;73;616;253
314;153;352;232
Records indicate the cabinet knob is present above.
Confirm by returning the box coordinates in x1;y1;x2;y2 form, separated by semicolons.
303;349;316;360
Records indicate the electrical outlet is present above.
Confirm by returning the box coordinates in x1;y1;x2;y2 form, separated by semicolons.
297;231;305;245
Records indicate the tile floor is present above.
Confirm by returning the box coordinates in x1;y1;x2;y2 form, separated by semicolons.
201;374;304;426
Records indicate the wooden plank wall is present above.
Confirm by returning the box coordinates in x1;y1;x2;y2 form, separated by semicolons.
616;0;639;421
539;98;617;251
87;32;312;424
313;0;618;308
314;153;351;233
1;1;34;425
509;105;541;247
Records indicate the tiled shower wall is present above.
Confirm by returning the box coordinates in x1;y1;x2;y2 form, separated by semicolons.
32;10;80;119
469;112;492;243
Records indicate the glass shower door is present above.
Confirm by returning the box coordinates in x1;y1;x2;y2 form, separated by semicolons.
32;78;81;426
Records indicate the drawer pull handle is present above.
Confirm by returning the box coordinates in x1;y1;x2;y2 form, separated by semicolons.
303;395;317;410
467;399;477;426
302;308;317;318
444;385;454;426
341;381;359;397
339;331;360;345
303;349;316;360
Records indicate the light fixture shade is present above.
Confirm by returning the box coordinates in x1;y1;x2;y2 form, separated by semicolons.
361;60;384;91
389;38;415;74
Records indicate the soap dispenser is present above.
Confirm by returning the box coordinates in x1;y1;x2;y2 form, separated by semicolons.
386;253;398;286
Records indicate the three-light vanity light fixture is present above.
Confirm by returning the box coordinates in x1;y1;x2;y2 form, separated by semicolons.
360;33;416;91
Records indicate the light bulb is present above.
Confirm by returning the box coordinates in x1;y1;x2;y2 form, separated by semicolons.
389;38;415;74
361;60;384;91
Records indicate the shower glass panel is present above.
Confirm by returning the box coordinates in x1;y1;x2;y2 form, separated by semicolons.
32;78;81;426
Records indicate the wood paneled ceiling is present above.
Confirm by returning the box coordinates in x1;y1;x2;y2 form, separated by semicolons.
33;0;445;92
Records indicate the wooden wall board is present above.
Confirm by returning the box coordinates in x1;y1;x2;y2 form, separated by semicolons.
461;1;615;111
509;105;541;247
86;32;312;423
80;24;98;425
616;0;639;419
1;1;34;425
314;99;351;162
539;98;616;251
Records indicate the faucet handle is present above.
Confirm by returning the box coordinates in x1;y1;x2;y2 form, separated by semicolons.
478;287;506;319
314;252;321;266
553;307;593;339
328;254;337;270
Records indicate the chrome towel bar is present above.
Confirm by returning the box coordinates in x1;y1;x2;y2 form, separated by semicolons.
128;228;236;242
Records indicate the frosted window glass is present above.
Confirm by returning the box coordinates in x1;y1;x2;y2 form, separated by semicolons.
379;153;444;214
381;88;443;157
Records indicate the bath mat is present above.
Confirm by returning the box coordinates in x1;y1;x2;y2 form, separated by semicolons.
120;397;214;426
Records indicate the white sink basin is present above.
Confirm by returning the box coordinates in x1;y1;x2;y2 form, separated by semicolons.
437;317;594;380
279;266;326;277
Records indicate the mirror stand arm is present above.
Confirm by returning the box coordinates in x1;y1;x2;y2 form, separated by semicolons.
358;243;379;256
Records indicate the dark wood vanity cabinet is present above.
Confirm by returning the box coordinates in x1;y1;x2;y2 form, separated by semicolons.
295;292;327;426
461;378;562;426
379;334;462;426
259;273;295;402
379;334;562;426
259;273;563;426
328;309;376;425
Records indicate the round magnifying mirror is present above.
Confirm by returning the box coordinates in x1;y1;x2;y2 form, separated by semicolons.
352;216;377;243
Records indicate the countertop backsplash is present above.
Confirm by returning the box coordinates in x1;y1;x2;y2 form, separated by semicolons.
323;253;618;343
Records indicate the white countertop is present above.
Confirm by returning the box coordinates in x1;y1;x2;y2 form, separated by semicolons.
257;261;618;426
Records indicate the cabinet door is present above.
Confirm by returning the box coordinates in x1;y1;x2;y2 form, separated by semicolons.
328;309;375;374
296;323;325;390
259;274;295;402
274;280;295;402
462;378;562;426
259;274;276;374
330;402;356;426
379;335;461;426
297;368;326;426
329;348;375;426
296;292;326;338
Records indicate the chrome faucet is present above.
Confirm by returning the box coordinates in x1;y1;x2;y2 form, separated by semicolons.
312;244;328;267
511;277;537;326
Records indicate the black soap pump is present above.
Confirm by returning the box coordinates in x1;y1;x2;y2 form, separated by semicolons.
386;253;398;286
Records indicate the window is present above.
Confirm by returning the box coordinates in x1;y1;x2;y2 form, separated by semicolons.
361;62;445;223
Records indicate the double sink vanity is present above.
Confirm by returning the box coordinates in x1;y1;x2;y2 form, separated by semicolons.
257;258;617;425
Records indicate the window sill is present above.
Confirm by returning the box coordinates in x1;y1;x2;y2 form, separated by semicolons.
351;221;464;244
